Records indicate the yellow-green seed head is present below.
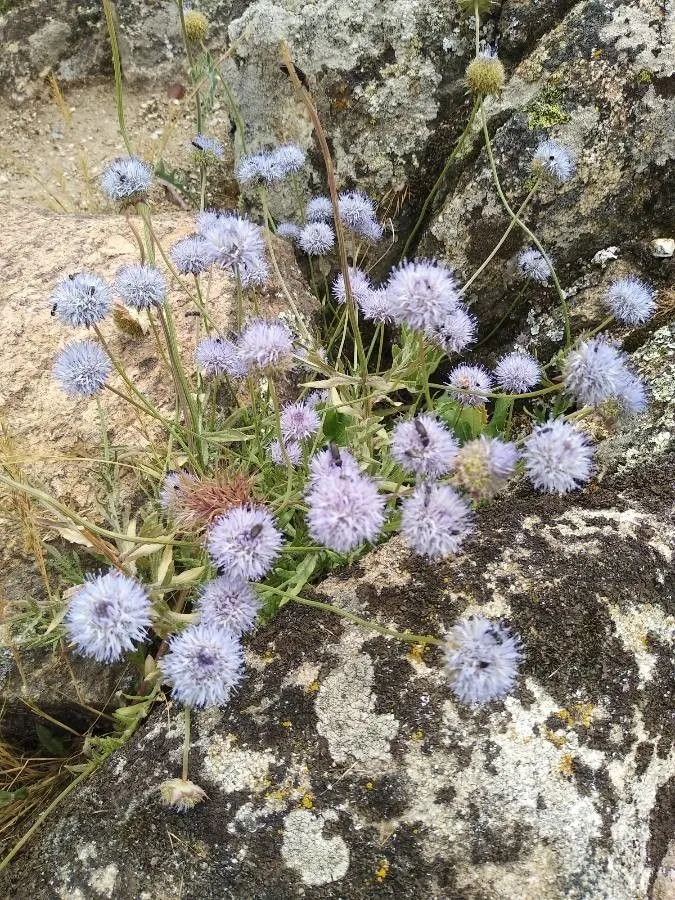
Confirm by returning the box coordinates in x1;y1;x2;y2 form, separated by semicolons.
466;55;505;96
184;10;209;42
457;0;494;14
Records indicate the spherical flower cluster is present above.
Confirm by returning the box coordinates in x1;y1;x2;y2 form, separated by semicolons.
523;419;594;494
277;222;302;242
337;191;382;241
562;337;640;408
237;318;294;373
197;576;260;636
159;470;192;513
195;336;245;378
280;402;321;442
115;264;166;310
51;273;111;328
160;622;244;708
53;340;111;398
453;436;518;500
200;214;268;287
65;571;152;663
183;9;209;42
170;234;215;275
236;144;306;185
360;287;392;324
306;461;387;553
101;156;151;202
494;351;541;393
466;50;505;96
517;248;551;284
387;260;461;333
332;267;373;307
298;222;335;255
270;439;303;467
308;446;361;486
532;139;575;184
616;373;649;416
400;482;474;559
445;617;521;705
604;276;656;325
191;134;225;162
207;504;283;581
425;307;477;354
306;196;333;221
446;364;493;407
391;414;458;478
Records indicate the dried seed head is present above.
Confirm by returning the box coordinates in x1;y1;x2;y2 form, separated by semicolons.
184;10;209;42
159;778;208;812
466;54;505;96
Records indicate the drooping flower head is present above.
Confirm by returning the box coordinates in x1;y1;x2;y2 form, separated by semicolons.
53;340;111;398
517;248;551;284
445;617;521;705
332;267;373;307
191;134;225;162
65;571;152;663
306;196;333;222
306;468;387;553
387;260;462;332
51;273;111;328
604;276;656;325
446;364;493;407
562;337;631;407
159;778;208;812
195;336;245;378
424;307;477;355
237;318;295;373
280;402;321;442
400;482;474;559
523;419;594;494
532;139;575;184
276;222;302;242
160;623;244;708
494;351;541;393
298;222;335;255
115;264;166;310
201;214;268;287
101;156;152;202
207;504;283;581
270;439;303;467
391;414;459;478
197;576;260;636
170;234;215;275
453;436;518;500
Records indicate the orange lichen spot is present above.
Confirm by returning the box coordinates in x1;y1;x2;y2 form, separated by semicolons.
544;728;567;749
375;860;390;883
555;703;594;728
558;753;575;777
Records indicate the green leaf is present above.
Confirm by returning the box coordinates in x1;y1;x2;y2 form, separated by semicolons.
35;724;68;758
486;398;513;437
0;788;28;806
323;408;351;444
207;428;253;443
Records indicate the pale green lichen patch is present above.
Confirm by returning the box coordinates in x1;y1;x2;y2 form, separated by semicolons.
281;809;350;886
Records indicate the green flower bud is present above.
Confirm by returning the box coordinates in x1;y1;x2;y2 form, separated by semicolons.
184;10;209;42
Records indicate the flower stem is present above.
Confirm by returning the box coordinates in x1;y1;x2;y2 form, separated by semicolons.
182;706;191;781
177;0;203;134
102;0;132;154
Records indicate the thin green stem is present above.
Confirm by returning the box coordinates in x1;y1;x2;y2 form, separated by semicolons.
102;0;132;154
474;1;481;57
177;0;203;133
587;314;615;338
182;706;191;781
199;165;207;212
429;382;562;401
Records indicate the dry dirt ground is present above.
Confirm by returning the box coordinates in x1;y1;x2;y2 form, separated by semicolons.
0;77;238;212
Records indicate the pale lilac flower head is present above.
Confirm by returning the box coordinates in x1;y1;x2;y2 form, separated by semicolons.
532;139;575;183
192;134;225;160
616;371;649;415
517;248;551;284
308;446;361;486
280;402;321;442
238;318;294;373
391;414;458;478
65;571;151;663
160;622;244;708
523;419;594;494
400;482;473;559
53;340;111;398
338;190;381;239
170;234;216;275
425;307;477;355
201;214;268;287
159;470;190;513
387;260;461;332
236;151;281;185
453;436;518;500
299;222;335;255
270;439;303;467
360;287;392;324
51;273;111;328
446;364;493;407
562;337;630;407
101;156;152;202
207;504;283;581
605;276;656;325
197;576;260;636
494;351;541;393
306;469;386;553
277;222;302;242
115;264;166;310
195;336;245;378
357;216;384;244
306;196;333;222
272;143;306;174
332;267;373;307
445;617;521;705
